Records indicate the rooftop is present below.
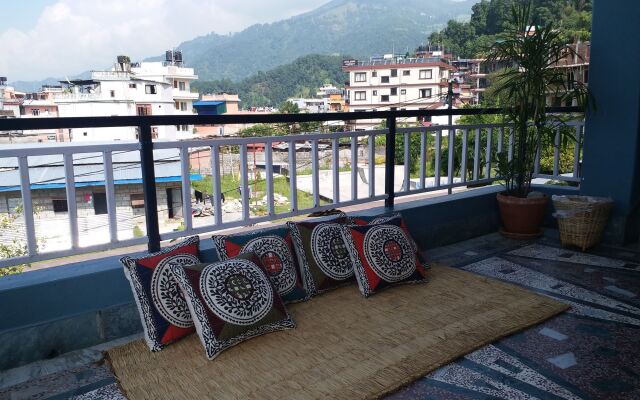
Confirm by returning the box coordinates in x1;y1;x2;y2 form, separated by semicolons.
1;232;638;399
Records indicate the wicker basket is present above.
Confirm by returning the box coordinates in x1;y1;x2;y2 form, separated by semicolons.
553;195;613;251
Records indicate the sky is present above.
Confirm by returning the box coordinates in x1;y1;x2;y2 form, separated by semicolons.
0;0;330;82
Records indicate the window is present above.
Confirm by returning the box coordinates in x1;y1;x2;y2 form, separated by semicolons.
419;69;433;80
354;91;366;101
52;199;68;214
401;89;407;95
31;109;40;116
130;194;145;209
390;88;397;96
175;101;180;110
354;72;367;82
381;95;390;102
179;81;186;91
391;69;398;77
83;132;88;136
145;84;157;94
381;76;390;83
110;90;115;98
129;83;137;89
372;90;378;96
372;71;378;77
173;80;178;88
137;104;152;116
180;102;187;111
419;88;432;98
403;70;411;76
93;193;107;215
47;135;56;142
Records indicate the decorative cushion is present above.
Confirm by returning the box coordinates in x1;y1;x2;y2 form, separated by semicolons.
120;236;200;351
170;253;295;360
349;212;424;260
287;216;355;296
212;227;308;303
341;220;428;297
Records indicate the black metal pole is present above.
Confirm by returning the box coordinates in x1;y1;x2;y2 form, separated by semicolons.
139;123;161;253
448;80;454;195
385;116;396;209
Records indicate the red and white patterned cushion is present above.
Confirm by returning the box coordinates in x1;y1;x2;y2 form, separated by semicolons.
341;220;428;297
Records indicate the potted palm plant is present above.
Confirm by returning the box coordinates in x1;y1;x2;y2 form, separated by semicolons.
487;1;591;238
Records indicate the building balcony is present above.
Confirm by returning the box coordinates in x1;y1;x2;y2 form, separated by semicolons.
0;58;639;400
172;91;199;100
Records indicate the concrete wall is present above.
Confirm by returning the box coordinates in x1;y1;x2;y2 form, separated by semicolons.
0;182;179;220
0;182;181;251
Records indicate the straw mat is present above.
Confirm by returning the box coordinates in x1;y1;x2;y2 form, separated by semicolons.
107;264;568;399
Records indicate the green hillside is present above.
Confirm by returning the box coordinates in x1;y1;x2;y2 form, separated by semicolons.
165;0;475;81
192;54;347;108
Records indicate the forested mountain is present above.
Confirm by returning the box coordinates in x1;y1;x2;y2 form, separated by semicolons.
192;54;346;108
158;0;475;81
428;0;592;58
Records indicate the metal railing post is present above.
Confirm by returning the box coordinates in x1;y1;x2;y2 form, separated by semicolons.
384;116;396;208
139;123;161;253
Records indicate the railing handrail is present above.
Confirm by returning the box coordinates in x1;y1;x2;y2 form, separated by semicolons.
0;107;583;131
0;108;585;269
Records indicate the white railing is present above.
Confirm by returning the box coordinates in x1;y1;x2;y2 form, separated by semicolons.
0;117;584;270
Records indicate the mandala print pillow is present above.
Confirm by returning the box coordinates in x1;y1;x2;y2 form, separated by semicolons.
341;221;428;297
120;236;201;351
212;227;308;303
287;217;355;296
349;212;426;263
170;253;295;360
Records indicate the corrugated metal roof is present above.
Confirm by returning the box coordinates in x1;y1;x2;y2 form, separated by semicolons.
193;101;224;107
0;148;180;168
0;147;202;191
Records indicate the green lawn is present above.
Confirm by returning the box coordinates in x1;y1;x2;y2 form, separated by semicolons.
192;174;328;215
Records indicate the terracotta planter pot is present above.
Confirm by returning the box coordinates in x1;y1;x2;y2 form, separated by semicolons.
496;192;548;239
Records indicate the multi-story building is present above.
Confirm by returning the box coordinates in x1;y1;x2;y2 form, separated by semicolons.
0;78;26;143
18;86;66;143
131;51;199;138
52;52;198;142
343;55;456;129
548;41;590;107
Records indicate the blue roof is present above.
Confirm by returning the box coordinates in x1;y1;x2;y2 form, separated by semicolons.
193;101;224;107
0;174;203;193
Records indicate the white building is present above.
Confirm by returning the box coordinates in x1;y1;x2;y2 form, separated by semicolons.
53;53;199;142
131;52;199;137
343;56;456;129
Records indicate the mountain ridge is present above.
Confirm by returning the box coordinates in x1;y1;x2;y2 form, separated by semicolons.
10;0;475;91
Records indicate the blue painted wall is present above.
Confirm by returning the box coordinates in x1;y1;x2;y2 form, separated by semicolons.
581;0;640;243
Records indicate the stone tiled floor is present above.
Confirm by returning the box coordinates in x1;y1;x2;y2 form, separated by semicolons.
1;232;639;399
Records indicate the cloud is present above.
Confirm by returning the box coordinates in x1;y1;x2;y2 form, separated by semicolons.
0;0;327;81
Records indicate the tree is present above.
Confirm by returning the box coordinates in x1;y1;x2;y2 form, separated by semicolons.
279;101;300;114
0;204;41;277
426;0;592;59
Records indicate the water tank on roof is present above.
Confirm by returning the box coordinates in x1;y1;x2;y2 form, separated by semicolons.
0;77;6;86
165;50;174;62
174;51;183;63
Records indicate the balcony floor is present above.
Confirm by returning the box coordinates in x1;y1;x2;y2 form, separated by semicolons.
1;232;639;399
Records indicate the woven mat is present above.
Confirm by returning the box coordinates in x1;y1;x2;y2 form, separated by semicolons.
107;265;568;400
